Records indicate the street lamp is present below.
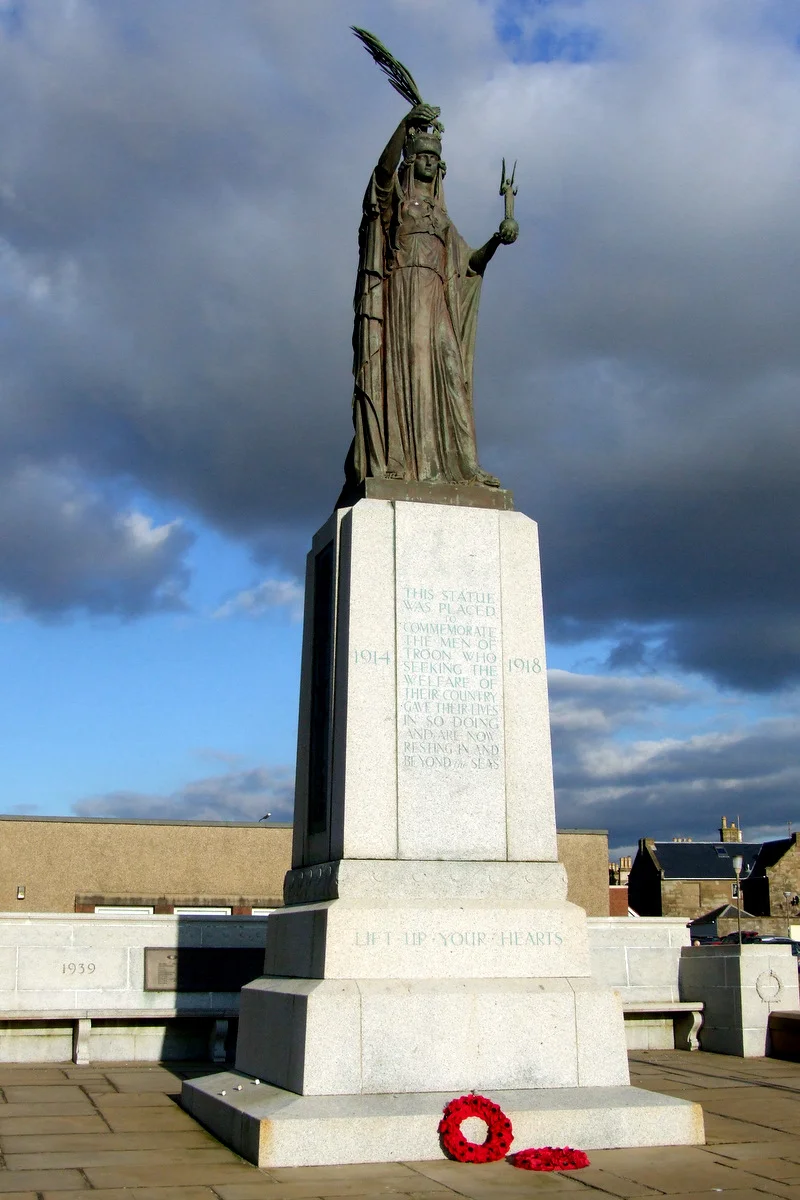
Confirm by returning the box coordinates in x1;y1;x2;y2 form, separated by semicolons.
732;855;743;946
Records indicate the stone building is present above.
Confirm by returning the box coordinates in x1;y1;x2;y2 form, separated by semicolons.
628;838;761;920
742;835;800;921
0;816;292;914
628;822;800;923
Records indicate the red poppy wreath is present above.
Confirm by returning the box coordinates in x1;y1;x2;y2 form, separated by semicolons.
437;1094;514;1163
509;1146;591;1171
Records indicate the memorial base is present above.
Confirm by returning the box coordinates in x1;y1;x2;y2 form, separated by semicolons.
182;1074;704;1168
181;498;704;1163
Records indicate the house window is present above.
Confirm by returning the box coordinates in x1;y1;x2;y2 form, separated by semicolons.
173;906;232;916
94;906;154;916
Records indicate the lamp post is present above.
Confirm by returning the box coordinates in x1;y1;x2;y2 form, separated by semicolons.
732;854;743;946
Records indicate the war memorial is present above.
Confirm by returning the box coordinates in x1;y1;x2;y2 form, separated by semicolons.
182;29;703;1168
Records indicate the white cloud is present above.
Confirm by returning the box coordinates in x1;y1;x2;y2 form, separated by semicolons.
72;765;294;824
213;578;304;621
550;669;800;853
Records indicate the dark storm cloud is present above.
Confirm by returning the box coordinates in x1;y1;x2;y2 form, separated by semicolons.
549;670;800;853
0;0;799;690
537;426;800;689
0;462;192;617
72;765;295;823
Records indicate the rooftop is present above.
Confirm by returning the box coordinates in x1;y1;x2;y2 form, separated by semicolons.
650;840;762;879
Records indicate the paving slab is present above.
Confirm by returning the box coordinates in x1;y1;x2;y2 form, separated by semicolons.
700;1112;789;1143
102;1070;184;1093
101;1106;200;1132
7;1145;244;1170
552;1166;662;1196
0;1053;797;1199
0;1129;220;1153
213;1184;456;1200
0;1102;97;1118
45;1191;219;1200
712;1140;800;1160
0;1068;72;1085
88;1090;177;1107
407;1160;590;1194
265;1164;448;1186
729;1159;800;1182
0;1113;108;1134
2;1085;94;1105
0;1170;87;1191
643;1194;783;1200
582;1148;745;1193
84;1163;267;1188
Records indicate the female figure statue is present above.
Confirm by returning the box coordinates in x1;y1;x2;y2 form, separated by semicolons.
344;102;518;494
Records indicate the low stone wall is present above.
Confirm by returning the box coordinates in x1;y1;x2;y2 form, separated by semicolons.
588;917;690;1003
0;912;696;1062
0;912;270;1062
588;917;692;1050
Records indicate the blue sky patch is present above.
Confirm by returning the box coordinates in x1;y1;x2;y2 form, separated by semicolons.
493;0;602;63
0;1;23;39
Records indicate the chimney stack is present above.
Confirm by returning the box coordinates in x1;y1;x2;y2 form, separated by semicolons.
719;815;743;843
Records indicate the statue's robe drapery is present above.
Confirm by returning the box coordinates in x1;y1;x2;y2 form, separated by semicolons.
348;168;485;485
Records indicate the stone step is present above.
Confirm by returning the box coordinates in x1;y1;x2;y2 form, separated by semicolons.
182;1073;704;1168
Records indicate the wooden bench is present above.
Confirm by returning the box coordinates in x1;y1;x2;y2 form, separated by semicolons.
623;1001;704;1051
768;1010;800;1061
0;1009;237;1065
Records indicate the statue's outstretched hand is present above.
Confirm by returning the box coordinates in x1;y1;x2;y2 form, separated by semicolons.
407;102;440;127
498;218;519;244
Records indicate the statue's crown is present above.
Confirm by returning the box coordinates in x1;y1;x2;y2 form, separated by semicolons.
406;128;442;158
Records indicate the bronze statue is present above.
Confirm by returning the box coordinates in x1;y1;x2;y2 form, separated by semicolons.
342;29;518;496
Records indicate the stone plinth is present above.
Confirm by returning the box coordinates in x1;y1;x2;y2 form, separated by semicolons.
183;500;703;1163
183;1078;704;1169
680;943;800;1056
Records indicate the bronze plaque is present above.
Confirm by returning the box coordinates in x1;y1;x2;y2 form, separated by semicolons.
144;947;264;992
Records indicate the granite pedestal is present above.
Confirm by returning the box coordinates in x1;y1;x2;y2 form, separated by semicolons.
183;499;702;1163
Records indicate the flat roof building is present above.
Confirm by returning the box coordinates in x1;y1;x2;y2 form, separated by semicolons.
0;816;612;916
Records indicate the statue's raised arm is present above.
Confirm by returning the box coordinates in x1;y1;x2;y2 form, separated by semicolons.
341;28;518;501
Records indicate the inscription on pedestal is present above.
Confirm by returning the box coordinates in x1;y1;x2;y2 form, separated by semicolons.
352;928;564;948
399;586;503;772
393;506;510;859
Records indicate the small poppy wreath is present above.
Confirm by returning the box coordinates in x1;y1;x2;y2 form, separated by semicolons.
509;1146;590;1171
437;1094;514;1163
